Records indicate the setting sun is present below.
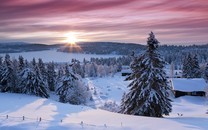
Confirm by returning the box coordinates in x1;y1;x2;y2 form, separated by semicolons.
65;33;77;45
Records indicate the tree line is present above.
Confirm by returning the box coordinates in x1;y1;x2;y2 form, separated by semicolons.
0;55;92;104
0;54;132;104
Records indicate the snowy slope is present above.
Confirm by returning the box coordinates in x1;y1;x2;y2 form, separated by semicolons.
0;93;208;130
0;74;208;130
85;74;130;108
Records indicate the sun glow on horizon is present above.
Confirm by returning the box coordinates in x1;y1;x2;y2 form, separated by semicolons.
64;32;77;45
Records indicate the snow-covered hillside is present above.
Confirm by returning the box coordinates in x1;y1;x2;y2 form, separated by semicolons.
0;74;208;130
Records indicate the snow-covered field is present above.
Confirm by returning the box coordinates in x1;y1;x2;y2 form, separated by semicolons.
0;74;208;130
0;50;122;62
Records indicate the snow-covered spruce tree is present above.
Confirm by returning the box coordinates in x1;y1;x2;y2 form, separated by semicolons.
56;64;90;104
191;54;201;78
57;66;64;81
19;65;49;98
31;58;36;67
0;54;17;92
120;32;172;117
182;54;201;78
38;58;47;78
18;55;25;71
0;56;2;66
56;64;78;103
182;54;192;78
204;63;208;82
120;92;126;112
47;62;56;91
71;60;85;78
25;59;29;68
88;62;97;77
0;56;3;88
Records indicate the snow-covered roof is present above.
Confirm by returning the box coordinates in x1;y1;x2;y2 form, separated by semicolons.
171;78;207;92
121;69;132;73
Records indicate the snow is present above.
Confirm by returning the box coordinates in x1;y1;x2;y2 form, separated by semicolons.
0;50;121;62
0;74;208;130
171;78;207;92
85;74;130;107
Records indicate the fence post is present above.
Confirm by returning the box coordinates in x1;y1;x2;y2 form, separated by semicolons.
23;116;25;120
6;115;8;119
39;117;41;122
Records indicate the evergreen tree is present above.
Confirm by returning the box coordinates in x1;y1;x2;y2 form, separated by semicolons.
32;58;36;67
182;54;192;78
0;56;3;88
18;55;25;71
182;54;201;78
0;54;17;92
204;63;208;82
57;66;64;81
19;65;49;98
120;32;172;117
191;54;201;78
25;59;29;68
38;58;47;78
87;62;97;77
0;56;2;66
56;64;90;104
120;92;126;111
12;58;19;92
47;62;56;91
56;64;78;103
72;60;85;78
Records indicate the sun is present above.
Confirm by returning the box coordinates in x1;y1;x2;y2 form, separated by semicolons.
65;33;77;45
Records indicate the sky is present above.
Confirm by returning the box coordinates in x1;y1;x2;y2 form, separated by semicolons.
0;0;208;45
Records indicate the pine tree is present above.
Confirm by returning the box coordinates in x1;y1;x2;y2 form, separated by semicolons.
19;65;49;98
38;58;47;78
57;66;64;81
12;58;19;92
25;59;29;68
32;58;36;67
182;54;192;78
56;64;90;104
182;54;201;78
204;63;208;82
72;60;85;78
47;62;56;91
0;54;17;92
0;56;2;66
18;55;25;71
87;63;97;77
191;54;201;78
56;64;78;103
120;92;126;112
0;56;3;88
120;32;172;117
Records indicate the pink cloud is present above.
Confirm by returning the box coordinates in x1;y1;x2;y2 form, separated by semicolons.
0;0;208;44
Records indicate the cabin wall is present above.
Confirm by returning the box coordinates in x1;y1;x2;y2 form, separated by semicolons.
174;90;205;98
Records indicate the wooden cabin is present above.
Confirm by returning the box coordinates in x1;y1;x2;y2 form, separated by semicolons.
121;66;132;76
170;78;207;98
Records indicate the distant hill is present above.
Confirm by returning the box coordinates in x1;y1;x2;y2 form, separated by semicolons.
58;42;145;55
58;42;208;65
1;42;208;65
0;42;59;53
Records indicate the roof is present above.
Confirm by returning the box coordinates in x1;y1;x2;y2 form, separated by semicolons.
121;69;132;73
171;78;207;92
